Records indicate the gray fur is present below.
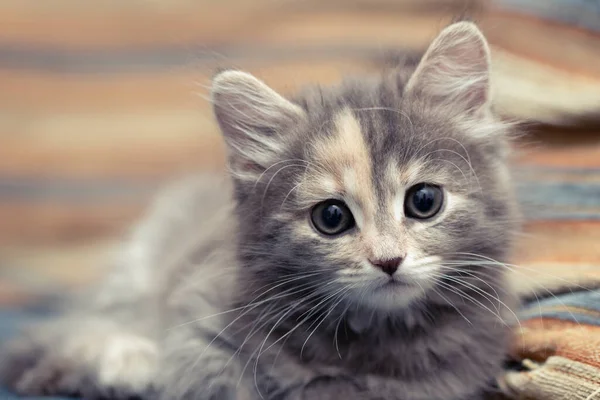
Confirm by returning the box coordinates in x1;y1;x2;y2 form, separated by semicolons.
0;22;519;400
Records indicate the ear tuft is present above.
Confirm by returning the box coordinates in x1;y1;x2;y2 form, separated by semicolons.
406;22;491;116
211;70;306;179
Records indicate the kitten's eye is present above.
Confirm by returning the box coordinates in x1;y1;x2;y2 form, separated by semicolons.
311;200;355;235
404;184;444;219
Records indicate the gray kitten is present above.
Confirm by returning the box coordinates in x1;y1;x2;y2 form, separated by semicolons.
0;22;519;400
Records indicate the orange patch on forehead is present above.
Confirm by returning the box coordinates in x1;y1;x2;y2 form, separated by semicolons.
302;109;377;220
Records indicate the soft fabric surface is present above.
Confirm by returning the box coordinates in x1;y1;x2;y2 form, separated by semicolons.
501;290;600;399
497;0;600;31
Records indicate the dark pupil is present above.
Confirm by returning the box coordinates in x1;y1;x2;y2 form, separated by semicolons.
412;186;435;213
322;204;343;229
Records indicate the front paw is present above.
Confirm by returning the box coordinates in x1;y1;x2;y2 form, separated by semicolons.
1;331;158;399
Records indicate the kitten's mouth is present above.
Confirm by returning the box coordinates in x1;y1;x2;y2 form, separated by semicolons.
364;277;425;309
379;277;411;289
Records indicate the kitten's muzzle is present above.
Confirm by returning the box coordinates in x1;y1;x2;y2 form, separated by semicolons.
370;257;403;276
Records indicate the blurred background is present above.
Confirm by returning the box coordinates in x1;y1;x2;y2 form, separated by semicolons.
0;0;599;306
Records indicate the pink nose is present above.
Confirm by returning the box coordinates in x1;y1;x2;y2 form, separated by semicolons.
370;257;403;276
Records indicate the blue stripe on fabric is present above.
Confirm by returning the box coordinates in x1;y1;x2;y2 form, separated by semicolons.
517;172;600;219
518;182;600;208
0;310;69;400
497;0;600;31
0;389;69;400
519;310;600;326
519;290;600;324
522;290;600;311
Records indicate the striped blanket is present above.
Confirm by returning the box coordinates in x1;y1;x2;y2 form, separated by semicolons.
495;137;600;399
502;290;600;399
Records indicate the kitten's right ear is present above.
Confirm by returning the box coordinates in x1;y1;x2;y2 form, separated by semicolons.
211;70;306;179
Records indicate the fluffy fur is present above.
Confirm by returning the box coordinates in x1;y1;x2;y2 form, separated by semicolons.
0;22;520;400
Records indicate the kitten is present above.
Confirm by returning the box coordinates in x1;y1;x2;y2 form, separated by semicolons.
0;21;519;400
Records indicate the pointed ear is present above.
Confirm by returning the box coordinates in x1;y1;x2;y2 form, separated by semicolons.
211;70;306;178
406;22;491;116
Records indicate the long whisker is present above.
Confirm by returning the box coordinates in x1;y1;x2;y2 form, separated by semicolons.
449;252;598;293
235;300;315;389
260;164;308;209
427;148;482;193
441;260;545;325
434;270;522;332
251;159;310;192
249;284;342;399
445;252;590;325
299;285;355;360
168;271;329;330
433;278;508;326
191;277;329;372
435;265;504;300
430;286;473;325
256;282;349;361
333;299;355;360
222;284;330;388
417;157;475;194
437;273;501;313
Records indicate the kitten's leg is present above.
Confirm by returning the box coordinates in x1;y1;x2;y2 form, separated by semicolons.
1;176;231;399
0;315;159;399
0;245;160;399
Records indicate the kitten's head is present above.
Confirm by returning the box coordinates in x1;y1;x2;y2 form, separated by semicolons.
211;22;518;313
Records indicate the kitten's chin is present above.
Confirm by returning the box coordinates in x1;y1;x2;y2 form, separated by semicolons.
360;280;426;311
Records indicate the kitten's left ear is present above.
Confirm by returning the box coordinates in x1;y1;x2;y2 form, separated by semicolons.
211;70;306;178
406;22;491;117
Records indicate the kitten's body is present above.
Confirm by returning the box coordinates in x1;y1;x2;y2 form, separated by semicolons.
1;22;519;400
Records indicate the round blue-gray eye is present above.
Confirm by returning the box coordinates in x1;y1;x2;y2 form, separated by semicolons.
311;200;355;235
404;184;444;219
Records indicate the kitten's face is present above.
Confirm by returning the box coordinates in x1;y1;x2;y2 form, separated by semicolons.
276;109;514;311
212;22;518;313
